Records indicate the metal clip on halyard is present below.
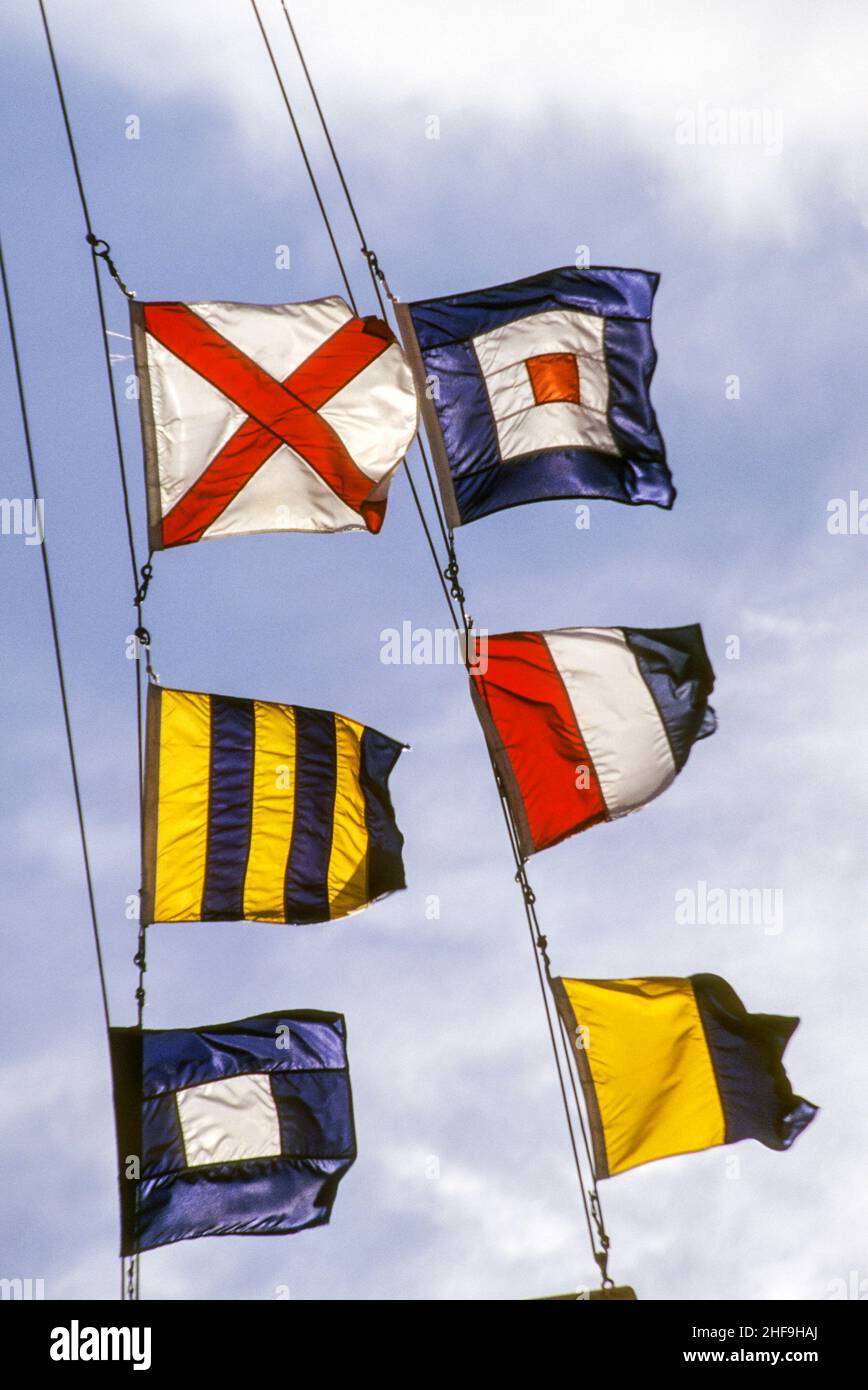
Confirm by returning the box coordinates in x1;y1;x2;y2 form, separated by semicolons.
443;533;474;652
134;625;157;685
361;244;397;304
133;561;158;683
591;1195;614;1290
134;560;153;607
133;922;147;1017
86;233;135;299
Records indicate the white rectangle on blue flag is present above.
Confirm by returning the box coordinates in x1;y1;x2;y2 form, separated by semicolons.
110;1010;356;1253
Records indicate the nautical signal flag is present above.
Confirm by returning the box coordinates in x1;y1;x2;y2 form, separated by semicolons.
141;685;406;925
470;625;716;856
395;266;673;527
110;1011;356;1252
553;975;817;1178
130;296;418;547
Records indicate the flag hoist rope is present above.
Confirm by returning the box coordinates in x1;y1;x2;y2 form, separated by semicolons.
256;0;615;1285
0;233;124;1281
0;235;112;1036
248;0;461;632
38;0;152;1300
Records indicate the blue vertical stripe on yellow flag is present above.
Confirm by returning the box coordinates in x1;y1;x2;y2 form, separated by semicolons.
282;708;340;924
202;696;255;920
142;686;405;926
553;974;817;1178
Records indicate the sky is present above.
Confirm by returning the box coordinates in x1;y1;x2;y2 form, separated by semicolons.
1;0;866;1302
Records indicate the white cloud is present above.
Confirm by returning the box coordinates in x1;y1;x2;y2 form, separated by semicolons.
6;0;868;238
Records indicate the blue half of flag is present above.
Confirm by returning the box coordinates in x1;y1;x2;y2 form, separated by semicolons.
110;1011;356;1254
395;265;674;527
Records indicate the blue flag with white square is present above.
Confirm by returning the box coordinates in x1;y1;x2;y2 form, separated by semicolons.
110;1011;356;1254
395;266;674;527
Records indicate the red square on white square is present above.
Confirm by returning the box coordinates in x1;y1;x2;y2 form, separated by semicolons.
472;308;618;460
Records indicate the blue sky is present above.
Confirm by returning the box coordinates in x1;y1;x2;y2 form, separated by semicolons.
1;0;866;1300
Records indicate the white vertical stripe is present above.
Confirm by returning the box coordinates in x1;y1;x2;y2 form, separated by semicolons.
542;627;676;818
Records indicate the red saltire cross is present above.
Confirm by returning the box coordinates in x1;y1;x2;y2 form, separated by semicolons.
142;304;396;546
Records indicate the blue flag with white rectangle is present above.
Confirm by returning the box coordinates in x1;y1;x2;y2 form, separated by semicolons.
395;265;674;527
110;1011;356;1253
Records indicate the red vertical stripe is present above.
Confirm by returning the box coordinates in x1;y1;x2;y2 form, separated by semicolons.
473;633;607;852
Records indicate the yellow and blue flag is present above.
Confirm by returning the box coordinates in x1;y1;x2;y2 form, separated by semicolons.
142;685;405;925
554;974;817;1178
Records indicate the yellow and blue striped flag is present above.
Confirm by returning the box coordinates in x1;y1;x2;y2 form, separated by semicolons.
142;686;405;925
554;974;817;1178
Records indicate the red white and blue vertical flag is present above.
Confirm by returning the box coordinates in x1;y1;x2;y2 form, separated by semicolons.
396;266;673;527
471;625;715;856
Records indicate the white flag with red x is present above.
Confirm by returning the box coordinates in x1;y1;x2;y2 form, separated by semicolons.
130;296;419;548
